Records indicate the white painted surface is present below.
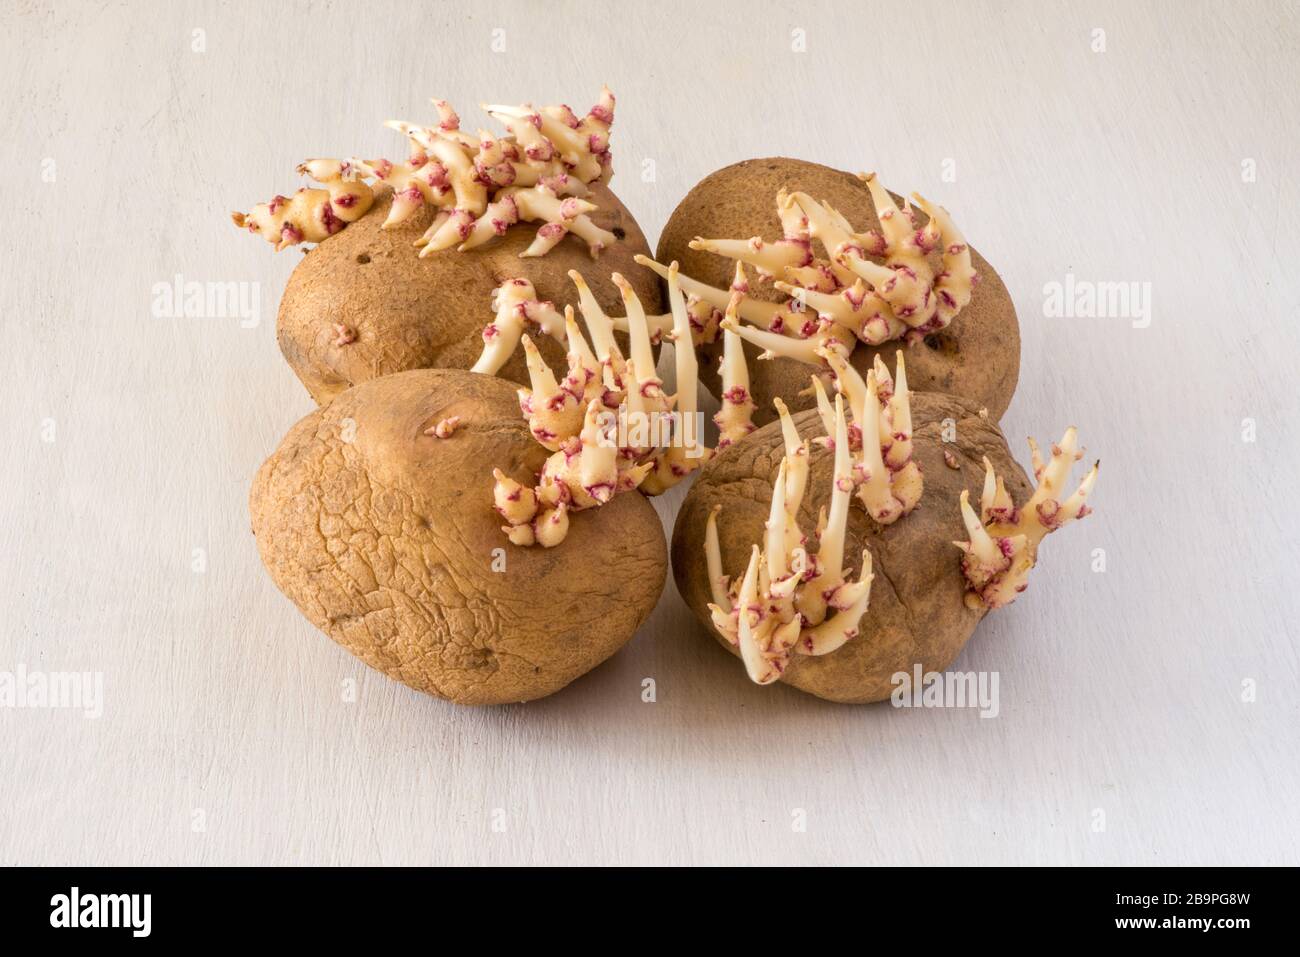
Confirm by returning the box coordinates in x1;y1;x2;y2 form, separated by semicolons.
1;0;1297;866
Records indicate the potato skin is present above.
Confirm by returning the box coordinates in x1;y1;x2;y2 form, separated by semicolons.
278;184;662;405
657;158;1021;426
250;369;667;705
672;392;1032;704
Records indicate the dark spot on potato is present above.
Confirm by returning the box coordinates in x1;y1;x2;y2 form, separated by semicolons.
612;226;626;240
924;333;959;356
355;253;371;264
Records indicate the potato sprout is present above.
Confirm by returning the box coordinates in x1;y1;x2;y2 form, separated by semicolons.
233;89;618;257
488;264;755;546
809;349;922;525
641;174;977;383
705;395;875;684
956;429;1098;608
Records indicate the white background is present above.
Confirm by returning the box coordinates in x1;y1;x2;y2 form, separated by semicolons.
2;0;1297;865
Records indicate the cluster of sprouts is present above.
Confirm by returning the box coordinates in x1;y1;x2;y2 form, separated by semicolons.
956;429;1099;608
705;395;875;684
657;174;977;381
699;344;920;685
705;399;1100;683
232;89;618;257
810;349;922;525
470;268;721;378
490;264;755;546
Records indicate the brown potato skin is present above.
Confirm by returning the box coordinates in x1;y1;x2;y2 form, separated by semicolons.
672;392;1032;704
250;369;667;705
278;184;662;405
657;158;1021;426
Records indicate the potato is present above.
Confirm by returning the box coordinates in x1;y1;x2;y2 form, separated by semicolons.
657;158;1020;426
250;368;667;704
277;185;662;405
671;391;1033;704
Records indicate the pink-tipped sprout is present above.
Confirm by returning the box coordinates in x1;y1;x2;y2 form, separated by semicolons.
234;89;619;258
491;262;757;547
632;174;978;390
955;428;1098;608
707;394;875;684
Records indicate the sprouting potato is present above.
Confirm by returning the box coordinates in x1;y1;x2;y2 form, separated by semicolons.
275;183;659;405
673;392;1040;703
250;369;667;705
231;89;661;405
656;157;1021;427
236;96;1099;711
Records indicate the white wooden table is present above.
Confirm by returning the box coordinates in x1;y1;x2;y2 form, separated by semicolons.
2;0;1296;865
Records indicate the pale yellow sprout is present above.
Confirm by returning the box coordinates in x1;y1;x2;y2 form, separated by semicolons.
235;89;617;257
956;429;1099;608
645;173;979;391
491;263;756;547
814;349;922;525
706;395;875;684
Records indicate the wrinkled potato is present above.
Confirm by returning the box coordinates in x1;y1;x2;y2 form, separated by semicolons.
672;391;1032;703
278;185;662;405
250;368;667;705
657;157;1020;426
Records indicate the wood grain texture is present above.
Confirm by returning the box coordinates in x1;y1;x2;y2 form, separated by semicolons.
0;0;1296;866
